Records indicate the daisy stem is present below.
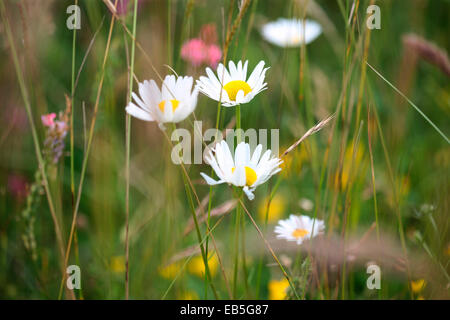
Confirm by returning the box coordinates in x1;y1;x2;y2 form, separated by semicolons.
204;187;213;298
236;104;242;144
232;188;243;298
241;205;250;297
170;124;219;299
233;104;243;298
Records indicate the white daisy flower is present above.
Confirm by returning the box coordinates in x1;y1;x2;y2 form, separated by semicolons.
200;141;282;200
126;75;198;129
196;60;269;107
274;214;325;245
261;18;322;47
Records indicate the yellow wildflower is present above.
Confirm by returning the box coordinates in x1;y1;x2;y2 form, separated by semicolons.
411;279;426;293
258;194;286;223
110;256;125;273
159;262;182;279
188;253;218;278
177;290;199;300
268;278;289;300
336;143;365;190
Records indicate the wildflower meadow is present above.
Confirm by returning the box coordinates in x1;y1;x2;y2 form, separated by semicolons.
0;0;449;303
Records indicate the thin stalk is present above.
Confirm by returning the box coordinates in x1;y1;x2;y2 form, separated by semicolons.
70;0;77;200
161;215;227;299
233;104;243;298
366;62;449;144
340;120;364;300
371;92;414;299
70;0;82;300
232;190;242;298
124;0;138;300
255;176;282;298
167;0;172;66
355;0;372;126
367;104;380;242
240;206;250;297
366;103;382;300
236;194;301;300
182;171;220;299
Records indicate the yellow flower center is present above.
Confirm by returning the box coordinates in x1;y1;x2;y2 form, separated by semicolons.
292;228;309;239
223;80;252;101
232;166;258;186
158;99;180;113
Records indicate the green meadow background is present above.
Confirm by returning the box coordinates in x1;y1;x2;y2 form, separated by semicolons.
0;0;448;299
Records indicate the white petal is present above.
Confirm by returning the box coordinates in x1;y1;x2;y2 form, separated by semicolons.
200;172;225;185
247;61;265;88
234;142;250;167
250;144;263;166
232;165;245;186
126;103;153;121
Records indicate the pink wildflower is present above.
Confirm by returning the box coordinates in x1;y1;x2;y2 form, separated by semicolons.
206;44;222;68
181;38;207;67
41;113;56;127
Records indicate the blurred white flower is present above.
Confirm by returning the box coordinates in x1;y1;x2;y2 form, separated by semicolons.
126;75;198;129
200;141;282;200
274;214;324;245
261;18;322;47
299;197;314;211
196;60;269;107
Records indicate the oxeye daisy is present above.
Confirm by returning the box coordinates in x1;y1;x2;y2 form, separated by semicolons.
200;141;282;200
125;75;198;129
274;214;325;245
196;60;269;107
261;18;322;48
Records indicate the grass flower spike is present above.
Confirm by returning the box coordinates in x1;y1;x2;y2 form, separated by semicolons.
200;141;282;200
196;60;269;107
275;214;325;245
126;75;198;129
261;18;322;47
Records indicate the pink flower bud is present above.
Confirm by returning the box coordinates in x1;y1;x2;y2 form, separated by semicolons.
41;113;56;127
206;44;222;68
181;38;207;66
